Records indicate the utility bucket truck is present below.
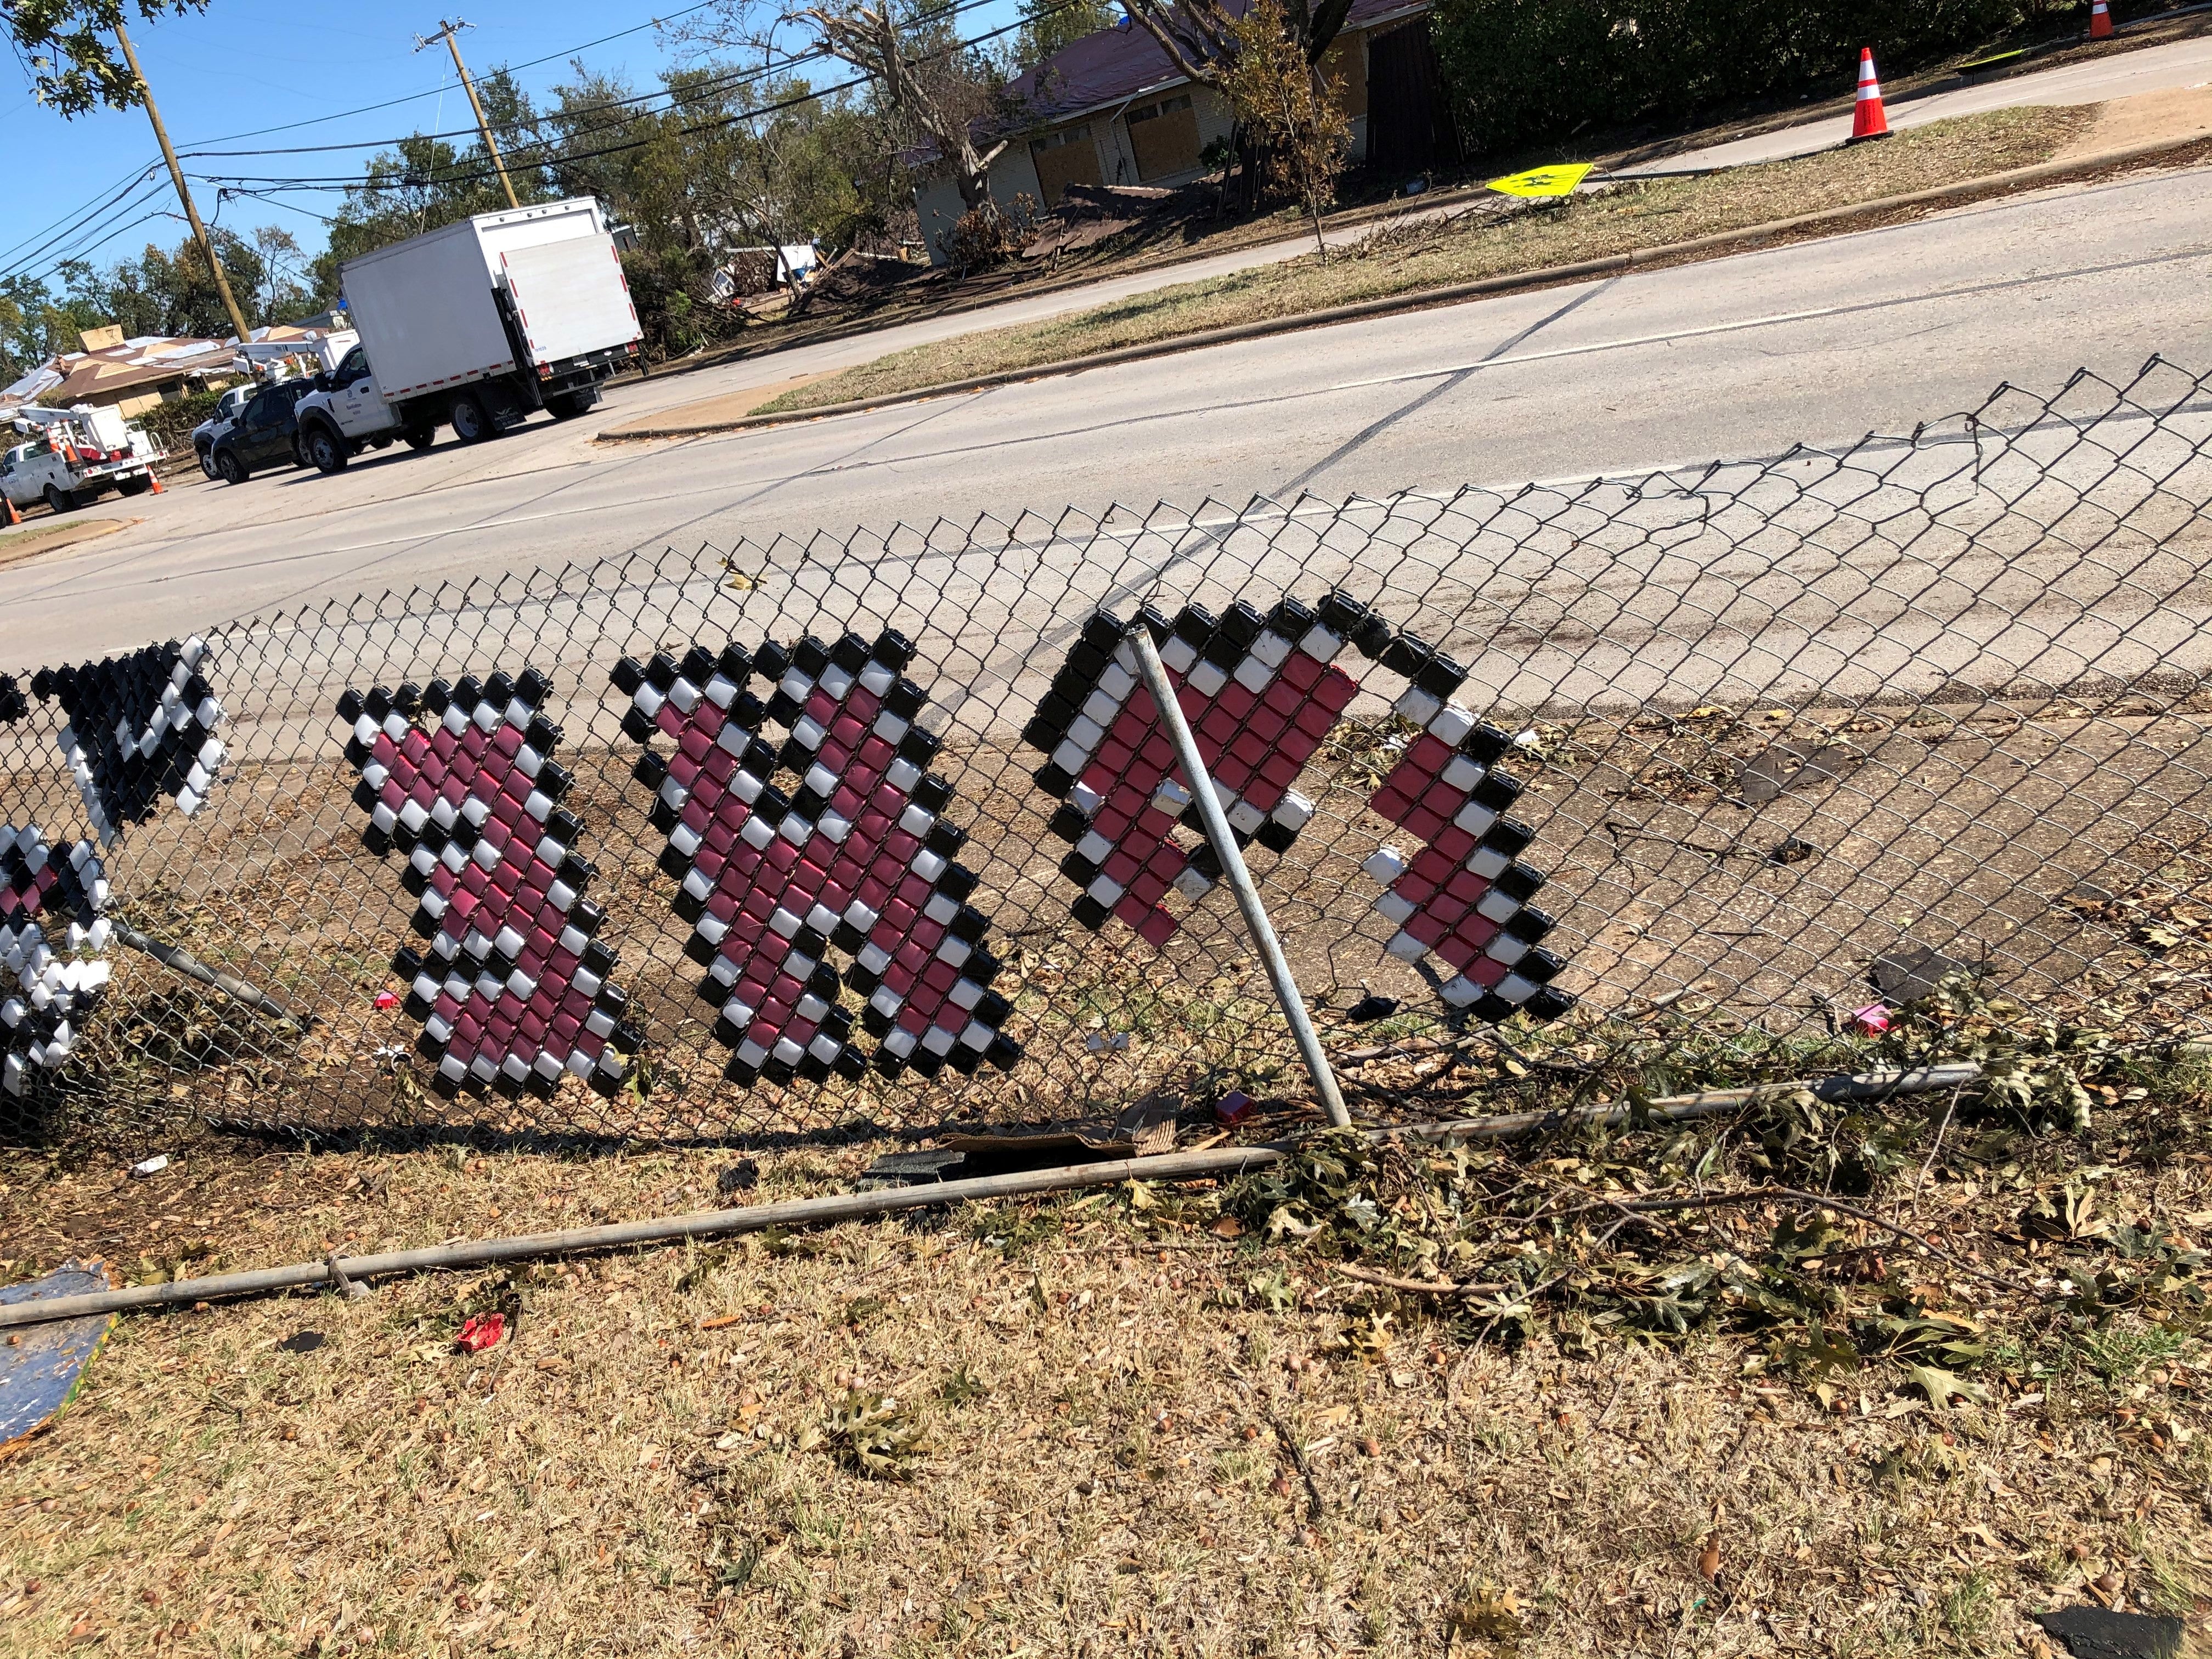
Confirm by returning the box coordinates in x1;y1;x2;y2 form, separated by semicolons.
294;198;641;473
1;405;159;516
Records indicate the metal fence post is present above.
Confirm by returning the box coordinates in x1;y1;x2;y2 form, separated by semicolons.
1126;621;1352;1128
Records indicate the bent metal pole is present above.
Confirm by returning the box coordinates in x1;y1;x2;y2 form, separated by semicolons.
0;1066;1982;1331
1125;621;1351;1127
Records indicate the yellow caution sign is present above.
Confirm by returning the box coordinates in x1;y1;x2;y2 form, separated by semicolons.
1485;162;1593;199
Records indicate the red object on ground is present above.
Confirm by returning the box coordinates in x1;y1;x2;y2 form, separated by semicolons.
2089;0;2113;37
455;1312;506;1353
1849;48;1891;143
1850;1003;1892;1036
1215;1089;1255;1125
373;989;399;1009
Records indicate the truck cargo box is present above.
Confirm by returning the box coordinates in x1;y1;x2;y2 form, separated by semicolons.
338;199;631;405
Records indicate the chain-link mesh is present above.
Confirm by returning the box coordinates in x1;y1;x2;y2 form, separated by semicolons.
5;357;2210;1145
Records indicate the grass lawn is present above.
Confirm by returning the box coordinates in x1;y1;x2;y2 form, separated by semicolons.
3;1020;2208;1656
757;106;2094;417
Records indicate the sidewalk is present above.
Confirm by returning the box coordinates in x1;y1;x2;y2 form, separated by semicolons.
1610;29;2212;176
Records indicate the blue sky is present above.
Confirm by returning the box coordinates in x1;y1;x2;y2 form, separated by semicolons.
1;0;1014;298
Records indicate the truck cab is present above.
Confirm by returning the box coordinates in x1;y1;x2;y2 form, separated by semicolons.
204;377;319;486
191;385;256;478
0;441;59;510
294;345;432;473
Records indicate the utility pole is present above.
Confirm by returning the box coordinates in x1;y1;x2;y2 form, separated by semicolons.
416;20;520;210
111;16;254;348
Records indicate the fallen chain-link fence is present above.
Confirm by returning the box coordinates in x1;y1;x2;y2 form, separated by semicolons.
4;355;2211;1147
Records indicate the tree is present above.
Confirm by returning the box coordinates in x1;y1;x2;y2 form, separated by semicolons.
0;271;104;371
251;225;308;323
1;0;208;115
697;0;1011;217
1219;0;1347;258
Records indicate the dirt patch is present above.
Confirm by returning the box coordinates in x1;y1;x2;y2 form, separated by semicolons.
757;106;2098;417
2060;82;2212;158
0;517;131;571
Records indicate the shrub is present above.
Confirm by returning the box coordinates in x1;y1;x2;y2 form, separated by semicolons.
1431;0;2073;159
133;388;229;456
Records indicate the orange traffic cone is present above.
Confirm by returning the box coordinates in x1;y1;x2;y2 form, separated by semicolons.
148;473;165;494
2089;0;2113;38
2;496;19;528
1848;47;1891;144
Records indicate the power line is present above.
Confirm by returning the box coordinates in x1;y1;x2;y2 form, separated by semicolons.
2;205;183;293
190;3;1061;195
0;163;162;273
174;0;1008;161
172;0;729;148
0;174;172;287
10;0;1062;282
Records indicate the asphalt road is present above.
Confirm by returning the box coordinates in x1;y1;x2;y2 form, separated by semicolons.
3;162;2209;679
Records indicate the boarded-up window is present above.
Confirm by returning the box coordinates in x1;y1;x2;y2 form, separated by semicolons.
1125;92;1199;182
1029;123;1102;205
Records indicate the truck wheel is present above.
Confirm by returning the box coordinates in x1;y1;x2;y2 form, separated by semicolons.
115;474;153;497
305;426;349;475
196;445;217;479
547;391;596;420
404;426;436;452
43;484;77;515
448;391;499;444
215;451;249;486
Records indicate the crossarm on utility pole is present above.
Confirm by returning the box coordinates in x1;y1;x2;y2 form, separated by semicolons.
1126;622;1351;1127
419;19;520;210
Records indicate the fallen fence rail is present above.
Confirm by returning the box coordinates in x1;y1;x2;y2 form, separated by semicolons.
0;1063;1982;1330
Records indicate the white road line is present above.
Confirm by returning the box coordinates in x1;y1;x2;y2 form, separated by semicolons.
1324;243;2212;397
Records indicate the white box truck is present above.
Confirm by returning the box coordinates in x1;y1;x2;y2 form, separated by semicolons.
294;198;641;471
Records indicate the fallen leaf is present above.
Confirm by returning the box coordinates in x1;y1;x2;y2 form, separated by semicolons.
1904;1364;1989;1409
1697;1534;1721;1582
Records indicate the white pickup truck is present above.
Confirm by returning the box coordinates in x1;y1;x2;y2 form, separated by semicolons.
294;197;641;473
1;407;158;515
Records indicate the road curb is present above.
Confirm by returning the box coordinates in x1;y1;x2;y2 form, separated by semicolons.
599;132;2212;443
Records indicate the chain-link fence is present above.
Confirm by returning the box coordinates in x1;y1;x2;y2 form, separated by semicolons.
5;356;2211;1146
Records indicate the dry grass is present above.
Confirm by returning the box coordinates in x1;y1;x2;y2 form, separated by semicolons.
3;1077;2210;1657
757;106;2095;416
